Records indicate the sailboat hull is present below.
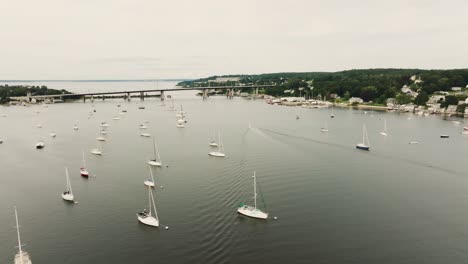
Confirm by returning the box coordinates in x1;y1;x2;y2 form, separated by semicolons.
356;144;370;151
148;160;162;167
237;205;268;219
14;252;32;264
209;151;225;157
380;132;388;136
209;143;218;147
137;215;159;227
62;193;74;201
91;149;102;155
144;180;155;187
80;169;89;177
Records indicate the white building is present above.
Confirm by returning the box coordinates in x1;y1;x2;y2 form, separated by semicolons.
428;95;445;104
451;87;462;91
401;85;419;97
348;97;363;104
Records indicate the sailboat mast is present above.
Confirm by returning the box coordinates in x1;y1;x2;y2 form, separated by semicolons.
82;150;86;168
384;119;387;132
152;137;157;161
150;189;159;221
148;186;152;216
149;166;155;182
253;171;257;209
14;207;23;254
362;124;366;144
66;167;72;195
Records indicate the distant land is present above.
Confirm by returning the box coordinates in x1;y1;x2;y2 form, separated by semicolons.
177;68;468;110
0;79;191;82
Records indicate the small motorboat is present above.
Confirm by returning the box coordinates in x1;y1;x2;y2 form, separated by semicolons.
138;106;145;110
35;141;45;149
409;141;419;144
141;133;151;137
50;132;57;138
440;135;449;138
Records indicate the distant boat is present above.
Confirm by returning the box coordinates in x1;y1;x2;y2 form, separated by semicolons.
409;141;419;144
36;124;42;128
296;114;300;120
112;116;121;120
330;107;335;118
209;131;225;157
91;141;103;155
50;132;56;138
452;121;461;125
169;98;175;111
137;186;160;227
100;129;107;135
73;124;79;130
97;133;106;141
144;166;156;187
209;131;218;147
138;106;145;110
61;167;74;202
148;137;162;167
321;121;329;132
237;171;268;219
356;124;370;151
440;135;449;138
80;150;89;177
380;119;388;136
122;109;127;113
176;105;186;118
35;140;45;149
176;119;186;128
100;122;109;127
13;207;32;264
140;133;151;137
139;124;147;129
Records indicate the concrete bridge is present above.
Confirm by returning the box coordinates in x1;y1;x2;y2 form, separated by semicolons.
9;85;273;102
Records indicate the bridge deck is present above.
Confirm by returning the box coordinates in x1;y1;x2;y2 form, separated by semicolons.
9;85;273;100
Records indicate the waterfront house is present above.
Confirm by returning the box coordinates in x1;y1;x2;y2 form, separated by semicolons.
446;105;458;113
401;85;419;97
349;97;363;104
428;95;445;104
451;87;462;91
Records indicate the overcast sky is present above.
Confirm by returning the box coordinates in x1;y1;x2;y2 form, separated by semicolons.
0;0;467;79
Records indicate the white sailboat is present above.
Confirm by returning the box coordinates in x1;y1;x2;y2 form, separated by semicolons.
321;121;329;132
140;133;151;137
13;207;32;264
139;124;148;129
73;123;79;130
100;122;109;127
169;98;175;111
91;141;103;155
330;107;335;118
80;150;89;177
137;186;160;227
380;119;388;136
209;131;225;157
144;166;156;187
61;167;74;202
148;137;162;166
237;171;269;219
50;131;57;138
209;131;218;147
35;140;45;149
97;132;106;142
176;118;186;128
356;124;370;151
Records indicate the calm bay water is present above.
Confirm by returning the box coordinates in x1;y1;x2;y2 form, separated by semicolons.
1;81;468;263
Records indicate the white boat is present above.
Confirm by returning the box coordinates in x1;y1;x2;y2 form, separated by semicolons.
141;133;151;137
100;122;109;127
97;135;106;141
380;119;388;136
356;124;370;151
169;98;175;111
139;124;147;129
13;207;32;264
35;141;45;149
321;121;329;132
91;141;103;155
209;131;225;157
237;171;269;219
73;124;79;130
36;124;42;128
176;119;185;128
50;132;56;138
209;132;218;147
138;106;145;110
144;166;156;187
80;150;89;177
112;116;121;120
176;105;186;118
452;121;461;125
61;167;74;202
148;137;162;166
137;186;160;227
440;134;449;138
409;141;419;144
100;129;107;135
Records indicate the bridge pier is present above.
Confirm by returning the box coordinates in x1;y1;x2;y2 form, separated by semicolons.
140;92;144;101
202;89;208;100
83;96;86;103
127;92;131;101
91;95;94;103
160;91;165;101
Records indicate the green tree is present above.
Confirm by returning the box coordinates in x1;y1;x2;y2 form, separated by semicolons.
414;91;429;106
396;93;413;104
360;86;377;102
440;95;459;108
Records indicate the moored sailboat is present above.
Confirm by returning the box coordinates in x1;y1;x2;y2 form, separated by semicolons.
148;137;162;166
356;124;370;151
61;167;74;202
13;207;32;264
137;186;160;227
237;171;268;219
